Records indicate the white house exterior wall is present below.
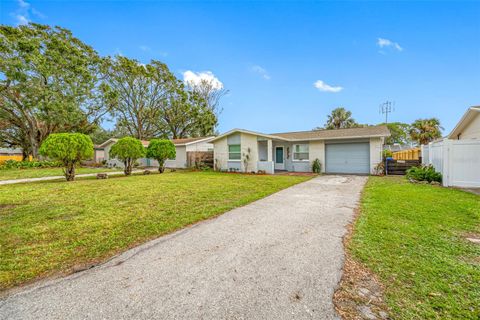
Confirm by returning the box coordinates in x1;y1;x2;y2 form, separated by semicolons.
213;132;385;174
459;113;480;140
213;133;257;172
165;145;187;168
369;137;384;174
241;133;259;172
185;141;214;152
103;142;124;167
309;140;325;173
213;136;229;171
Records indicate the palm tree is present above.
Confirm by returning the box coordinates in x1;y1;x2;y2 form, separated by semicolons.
409;118;443;145
323;107;358;129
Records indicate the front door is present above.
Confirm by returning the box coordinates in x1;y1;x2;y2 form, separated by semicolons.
275;146;285;170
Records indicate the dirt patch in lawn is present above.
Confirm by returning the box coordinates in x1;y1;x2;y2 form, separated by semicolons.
334;208;390;320
463;232;480;245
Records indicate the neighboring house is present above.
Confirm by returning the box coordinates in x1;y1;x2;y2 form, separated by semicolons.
422;106;480;188
0;148;24;163
93;145;105;163
211;126;390;174
99;137;214;168
448;106;480;140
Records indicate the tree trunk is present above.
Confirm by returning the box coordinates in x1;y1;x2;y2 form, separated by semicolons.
22;149;29;161
30;139;39;159
65;163;76;181
124;159;132;175
158;160;165;173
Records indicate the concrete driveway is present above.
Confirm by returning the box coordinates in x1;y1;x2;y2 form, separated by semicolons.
0;175;367;320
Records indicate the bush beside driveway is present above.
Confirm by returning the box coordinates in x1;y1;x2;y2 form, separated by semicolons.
0;171;310;291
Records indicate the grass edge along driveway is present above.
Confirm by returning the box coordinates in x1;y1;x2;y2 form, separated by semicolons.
350;176;480;319
0;171;311;291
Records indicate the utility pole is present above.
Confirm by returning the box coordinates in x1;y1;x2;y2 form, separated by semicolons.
379;101;394;125
379;101;395;175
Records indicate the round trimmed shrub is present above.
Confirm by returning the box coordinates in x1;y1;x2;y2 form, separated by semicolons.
39;133;94;181
146;139;176;173
109;137;145;175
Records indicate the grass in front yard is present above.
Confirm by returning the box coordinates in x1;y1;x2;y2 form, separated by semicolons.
0;167;121;181
351;176;480;319
0;171;310;290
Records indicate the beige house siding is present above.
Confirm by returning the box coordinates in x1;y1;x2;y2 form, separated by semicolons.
94;149;105;163
241;133;259;172
309;140;325;173
459;113;480;140
213;136;228;171
212;133;260;172
185;141;214;152
369;137;384;174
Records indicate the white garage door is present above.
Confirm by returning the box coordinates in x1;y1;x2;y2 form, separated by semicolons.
325;143;370;174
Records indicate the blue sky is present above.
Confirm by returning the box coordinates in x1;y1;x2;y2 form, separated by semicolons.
1;0;479;134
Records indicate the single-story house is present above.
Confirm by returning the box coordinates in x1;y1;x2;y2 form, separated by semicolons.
211;126;390;174
99;137;214;168
0;148;24;163
422;106;480;187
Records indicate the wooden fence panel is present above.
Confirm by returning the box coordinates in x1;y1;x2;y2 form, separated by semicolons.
387;159;421;175
186;151;214;168
392;148;420;160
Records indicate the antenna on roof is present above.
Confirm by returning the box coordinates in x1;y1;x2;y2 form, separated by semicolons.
379;100;395;125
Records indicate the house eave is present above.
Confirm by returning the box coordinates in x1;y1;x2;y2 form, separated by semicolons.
210;129;289;143
447;106;480;139
287;134;390;142
175;136;215;146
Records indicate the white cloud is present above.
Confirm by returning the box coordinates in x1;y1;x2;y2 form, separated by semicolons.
377;38;403;51
31;7;45;18
113;48;123;56
313;80;343;93
18;0;29;8
11;0;45;25
183;71;223;90
139;45;168;57
250;65;271;80
15;14;29;25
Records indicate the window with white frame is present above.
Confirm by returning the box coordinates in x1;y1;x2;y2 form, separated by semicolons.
293;144;309;160
228;144;241;160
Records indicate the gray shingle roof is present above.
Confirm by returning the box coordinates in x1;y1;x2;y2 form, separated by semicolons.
271;125;390;141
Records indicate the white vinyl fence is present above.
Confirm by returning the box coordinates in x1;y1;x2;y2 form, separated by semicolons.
422;139;480;188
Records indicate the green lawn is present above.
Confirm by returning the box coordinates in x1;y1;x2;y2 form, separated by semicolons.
0;171;310;290
351;177;480;319
0;167;122;181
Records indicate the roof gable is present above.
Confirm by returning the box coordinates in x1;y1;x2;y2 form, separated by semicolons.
448;106;480;139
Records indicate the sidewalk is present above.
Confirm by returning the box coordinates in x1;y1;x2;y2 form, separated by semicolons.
0;170;144;186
